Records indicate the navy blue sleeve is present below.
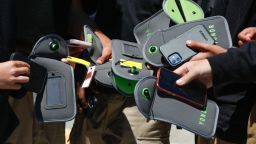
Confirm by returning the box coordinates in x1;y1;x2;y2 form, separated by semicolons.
208;41;256;85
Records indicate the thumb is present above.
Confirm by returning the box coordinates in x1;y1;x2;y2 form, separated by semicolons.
96;48;112;64
173;64;189;76
96;54;108;64
245;33;253;41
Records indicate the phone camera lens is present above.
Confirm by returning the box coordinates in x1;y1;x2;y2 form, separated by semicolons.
168;52;182;66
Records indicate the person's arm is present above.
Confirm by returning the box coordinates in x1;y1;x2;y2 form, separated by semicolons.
64;0;112;112
208;40;256;85
94;30;112;64
68;0;112;64
175;40;256;87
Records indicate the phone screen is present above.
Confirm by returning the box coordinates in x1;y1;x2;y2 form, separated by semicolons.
157;68;207;109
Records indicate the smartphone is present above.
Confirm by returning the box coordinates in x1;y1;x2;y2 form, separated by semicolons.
160;25;214;67
156;68;207;109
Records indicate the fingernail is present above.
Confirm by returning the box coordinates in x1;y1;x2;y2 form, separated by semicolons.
246;36;252;41
186;40;192;46
96;59;103;64
61;58;67;62
176;79;183;86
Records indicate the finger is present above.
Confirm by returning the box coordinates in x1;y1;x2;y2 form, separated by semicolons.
190;53;212;61
239;33;253;42
62;58;76;68
61;58;68;63
146;63;152;69
186;40;212;51
14;67;30;76
245;33;253;41
13;76;30;83
13;61;30;68
96;52;111;64
238;28;256;41
8;84;22;90
173;64;189;76
176;71;196;86
187;40;227;54
96;57;104;64
96;46;112;64
238;30;250;41
238;40;244;47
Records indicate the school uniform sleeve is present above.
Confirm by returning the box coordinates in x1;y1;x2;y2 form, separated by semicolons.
208;41;256;85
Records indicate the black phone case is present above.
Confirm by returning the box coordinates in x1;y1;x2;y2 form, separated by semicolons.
159;25;214;67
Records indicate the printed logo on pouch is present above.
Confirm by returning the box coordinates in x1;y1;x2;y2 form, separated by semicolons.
198;109;207;125
208;25;218;44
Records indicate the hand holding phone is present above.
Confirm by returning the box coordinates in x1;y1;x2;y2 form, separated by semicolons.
156;68;207;109
160;25;214;67
10;52;47;93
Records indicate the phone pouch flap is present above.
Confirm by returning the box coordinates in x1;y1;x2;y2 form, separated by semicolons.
81;25;114;88
33;57;76;122
29;34;76;122
134;76;219;138
29;34;69;60
83;25;103;63
162;0;204;24
143;16;232;67
118;40;143;59
111;40;153;96
94;61;113;88
133;9;171;45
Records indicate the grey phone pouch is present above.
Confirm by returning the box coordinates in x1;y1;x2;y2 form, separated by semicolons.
143;16;232;67
30;34;76;122
83;25;113;88
111;40;153;96
133;10;171;45
134;76;219;138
